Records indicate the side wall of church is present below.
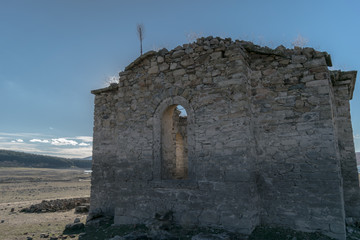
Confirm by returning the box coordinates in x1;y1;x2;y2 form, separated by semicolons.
244;45;346;239
332;71;360;218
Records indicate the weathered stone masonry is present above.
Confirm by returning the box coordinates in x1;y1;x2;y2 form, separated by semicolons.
90;36;358;239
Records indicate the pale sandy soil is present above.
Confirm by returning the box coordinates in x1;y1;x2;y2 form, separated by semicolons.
0;167;91;240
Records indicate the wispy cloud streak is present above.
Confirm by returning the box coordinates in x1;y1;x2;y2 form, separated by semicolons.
30;139;49;143
0;132;92;158
51;138;78;146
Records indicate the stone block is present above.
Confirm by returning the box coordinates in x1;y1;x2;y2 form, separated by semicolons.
292;55;307;64
199;210;219;224
210;51;222;60
173;69;186;76
148;66;158;74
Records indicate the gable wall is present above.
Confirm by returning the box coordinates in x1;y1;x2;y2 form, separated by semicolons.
91;38;260;234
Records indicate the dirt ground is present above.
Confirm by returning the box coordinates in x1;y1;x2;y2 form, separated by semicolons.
0;167;91;240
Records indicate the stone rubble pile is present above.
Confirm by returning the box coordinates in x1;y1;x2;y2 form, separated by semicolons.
345;217;360;240
20;197;89;213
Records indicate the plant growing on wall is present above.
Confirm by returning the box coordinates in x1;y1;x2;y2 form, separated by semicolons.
292;34;308;47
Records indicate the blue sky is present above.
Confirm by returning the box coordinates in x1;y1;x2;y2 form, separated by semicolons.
0;0;359;158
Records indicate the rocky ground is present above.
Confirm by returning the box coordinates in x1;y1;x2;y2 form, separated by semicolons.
0;199;88;240
0;167;91;240
1;167;360;239
77;214;336;240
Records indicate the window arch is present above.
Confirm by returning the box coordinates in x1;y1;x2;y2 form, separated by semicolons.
153;96;194;181
161;105;188;179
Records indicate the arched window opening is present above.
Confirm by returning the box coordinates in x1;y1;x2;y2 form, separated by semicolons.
161;105;188;180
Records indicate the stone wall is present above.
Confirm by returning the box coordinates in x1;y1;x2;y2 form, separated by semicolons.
332;71;359;217
245;43;346;238
90;36;358;239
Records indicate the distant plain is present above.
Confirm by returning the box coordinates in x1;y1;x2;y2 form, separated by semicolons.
0;167;91;240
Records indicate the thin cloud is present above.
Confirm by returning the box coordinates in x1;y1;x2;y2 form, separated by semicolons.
75;136;93;142
49;146;93;158
30;139;50;143
79;142;90;146
0;133;92;159
51;138;78;146
0;132;47;137
0;142;92;158
0;141;47;154
354;134;360;139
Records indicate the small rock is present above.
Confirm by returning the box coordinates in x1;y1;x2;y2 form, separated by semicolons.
170;63;177;70
157;56;164;63
346;226;354;233
75;205;89;213
74;218;80;223
159;63;169;71
130;102;137;111
210;38;219;45
158;48;168;56
172;50;185;58
78;233;86;239
40;233;49;238
148;66;158;74
65;222;84;231
1;220;4;223
210;51;222;60
292;55;307;64
346;217;354;226
27;237;33;240
10;208;14;212
275;45;286;53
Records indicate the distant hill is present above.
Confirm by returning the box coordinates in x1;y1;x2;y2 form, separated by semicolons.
0;149;92;169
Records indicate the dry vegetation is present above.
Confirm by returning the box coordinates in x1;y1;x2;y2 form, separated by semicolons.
0;167;91;240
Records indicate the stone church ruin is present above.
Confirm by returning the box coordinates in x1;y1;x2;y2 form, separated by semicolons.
90;36;358;239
